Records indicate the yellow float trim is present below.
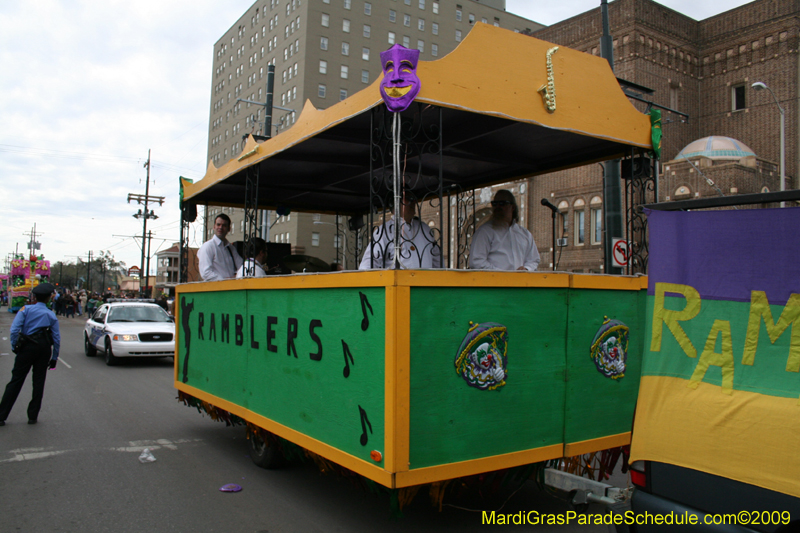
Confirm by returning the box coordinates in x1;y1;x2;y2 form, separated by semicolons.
394;444;563;488
563;432;631;457
570;275;648;291
384;281;411;475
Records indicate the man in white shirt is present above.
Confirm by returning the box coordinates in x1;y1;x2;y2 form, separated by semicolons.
198;214;243;281
469;189;540;271
359;194;441;270
236;237;268;278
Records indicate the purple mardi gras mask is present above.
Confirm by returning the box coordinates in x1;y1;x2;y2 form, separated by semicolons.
379;44;421;113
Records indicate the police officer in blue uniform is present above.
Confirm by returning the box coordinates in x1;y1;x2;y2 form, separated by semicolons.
0;283;61;426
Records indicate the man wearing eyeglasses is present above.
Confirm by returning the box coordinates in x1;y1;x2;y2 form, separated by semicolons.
469;189;540;271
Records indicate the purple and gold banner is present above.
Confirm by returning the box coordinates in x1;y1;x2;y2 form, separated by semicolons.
631;207;800;499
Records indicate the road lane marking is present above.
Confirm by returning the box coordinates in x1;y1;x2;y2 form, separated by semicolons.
1;438;204;463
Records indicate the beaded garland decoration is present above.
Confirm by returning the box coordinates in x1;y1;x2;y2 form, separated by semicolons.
454;321;508;391
590;316;628;379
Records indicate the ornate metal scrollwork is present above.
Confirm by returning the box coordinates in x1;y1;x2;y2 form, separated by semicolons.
366;103;444;269
622;152;657;275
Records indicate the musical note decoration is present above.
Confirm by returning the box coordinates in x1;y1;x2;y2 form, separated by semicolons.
358;405;372;446
342;340;355;378
359;291;373;331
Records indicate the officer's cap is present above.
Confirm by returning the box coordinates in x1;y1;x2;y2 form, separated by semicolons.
31;283;56;297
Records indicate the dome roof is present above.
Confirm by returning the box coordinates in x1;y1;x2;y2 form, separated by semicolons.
676;136;756;160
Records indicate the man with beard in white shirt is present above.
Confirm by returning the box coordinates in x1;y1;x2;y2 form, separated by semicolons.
198;213;243;281
469;189;540;271
359;192;441;270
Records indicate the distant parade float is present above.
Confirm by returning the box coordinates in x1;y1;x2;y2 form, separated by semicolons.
9;254;51;312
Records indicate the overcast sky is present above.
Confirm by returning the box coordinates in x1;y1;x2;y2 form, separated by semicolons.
0;0;752;275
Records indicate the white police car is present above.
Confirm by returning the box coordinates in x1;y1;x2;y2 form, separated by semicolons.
84;300;175;366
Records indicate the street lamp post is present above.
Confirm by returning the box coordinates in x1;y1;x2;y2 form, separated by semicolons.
313;220;346;269
752;82;786;206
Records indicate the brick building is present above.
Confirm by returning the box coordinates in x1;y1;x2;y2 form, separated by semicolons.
525;0;798;272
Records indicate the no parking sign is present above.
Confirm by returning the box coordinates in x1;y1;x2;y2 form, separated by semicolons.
612;238;630;268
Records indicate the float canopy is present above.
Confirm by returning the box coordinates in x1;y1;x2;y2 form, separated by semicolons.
183;23;652;215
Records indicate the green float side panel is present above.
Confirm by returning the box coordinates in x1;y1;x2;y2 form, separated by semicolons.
563;289;646;444
408;287;569;469
176;288;385;463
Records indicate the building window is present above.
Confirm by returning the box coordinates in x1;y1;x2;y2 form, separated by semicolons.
362;47;370;60
417;39;424;53
732;84;746;111
455;29;462;42
311;232;320;246
341;65;349;78
431;43;438;56
418;18;425;31
343;19;350;32
432;22;438;35
574;203;585;245
319;60;327;74
468;13;475;24
403;35;410;47
334;234;342;248
342;42;350;55
321;36;329;50
389;10;396;23
419;0;425;8
363;24;371;37
340;89;348;100
590;197;602;245
404;14;411;27
344;0;351;8
432;2;439;14
361;69;369;83
321;13;329;27
388;31;396;44
364;2;371;15
318;84;327;97
456;9;462;21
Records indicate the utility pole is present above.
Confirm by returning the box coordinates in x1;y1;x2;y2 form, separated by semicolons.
145;230;153;297
128;149;164;297
87;250;93;293
23;224;43;257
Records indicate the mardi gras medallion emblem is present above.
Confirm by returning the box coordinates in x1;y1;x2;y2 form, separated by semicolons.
455;322;508;391
590;317;628;380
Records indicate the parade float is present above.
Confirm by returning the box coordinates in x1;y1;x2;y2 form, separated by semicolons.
8;254;51;312
175;23;657;508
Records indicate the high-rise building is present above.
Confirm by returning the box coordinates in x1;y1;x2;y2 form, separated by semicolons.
204;0;542;267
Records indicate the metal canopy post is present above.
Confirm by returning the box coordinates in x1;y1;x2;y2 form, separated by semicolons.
243;165;260;276
622;150;657;275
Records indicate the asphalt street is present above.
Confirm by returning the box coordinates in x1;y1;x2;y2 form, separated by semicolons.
0;308;624;532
